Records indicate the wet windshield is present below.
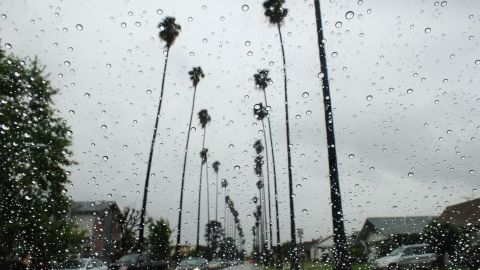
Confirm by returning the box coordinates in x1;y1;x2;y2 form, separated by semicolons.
1;1;479;270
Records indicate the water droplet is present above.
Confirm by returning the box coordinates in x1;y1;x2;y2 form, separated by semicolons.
369;167;375;171
302;92;309;98
366;95;373;101
1;14;7;20
345;11;354;20
229;144;234;149
441;1;447;7
244;41;251;46
25;195;32;201
241;4;249;11
469;170;475;174
156;9;163;15
106;63;111;68
406;89;413;94
234;165;240;170
331;52;338;58
348;154;355;159
146;89;152;94
84;92;91;98
121;22;127;28
247;51;253;56
76;24;83;31
302;209;308;214
408;172;414;177
424;27;431;34
64;61;71;66
101;125;107;130
102;156;109;161
4;43;12;49
335;21;343;28
68;110;75;115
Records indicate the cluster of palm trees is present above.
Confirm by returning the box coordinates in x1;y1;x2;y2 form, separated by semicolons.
137;0;351;270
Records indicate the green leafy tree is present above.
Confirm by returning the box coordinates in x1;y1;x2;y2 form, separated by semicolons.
205;220;224;260
0;48;85;266
148;219;172;261
423;221;459;267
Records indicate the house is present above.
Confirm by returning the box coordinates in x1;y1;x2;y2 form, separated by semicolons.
310;233;361;262
438;198;480;227
70;201;122;259
358;216;435;261
301;238;319;261
311;235;333;262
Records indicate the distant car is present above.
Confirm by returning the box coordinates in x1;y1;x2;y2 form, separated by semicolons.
372;244;437;270
56;258;108;270
175;257;208;270
207;259;226;269
109;254;168;270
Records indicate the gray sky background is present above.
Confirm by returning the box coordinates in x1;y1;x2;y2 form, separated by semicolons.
1;0;479;249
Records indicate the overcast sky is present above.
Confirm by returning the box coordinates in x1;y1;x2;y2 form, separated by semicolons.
1;0;479;249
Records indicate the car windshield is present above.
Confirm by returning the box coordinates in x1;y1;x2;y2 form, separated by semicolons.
61;260;87;269
2;1;479;270
117;254;138;263
388;248;403;257
179;258;205;267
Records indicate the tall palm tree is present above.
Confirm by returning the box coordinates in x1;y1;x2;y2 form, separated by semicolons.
254;70;282;265
254;152;265;256
139;16;181;249
196;147;208;250
175;66;205;256
221;178;228;238
212;161;221;221
313;1;350;269
254;103;274;252
195;109;211;250
262;1;298;269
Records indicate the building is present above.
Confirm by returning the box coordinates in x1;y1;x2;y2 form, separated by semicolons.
70;201;122;259
358;216;435;261
438;198;480;227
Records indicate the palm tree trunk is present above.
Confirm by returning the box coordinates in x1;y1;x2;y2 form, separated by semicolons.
196;127;208;251
261;120;274;251
262;85;282;269
139;46;170;250
277;22;298;270
313;1;351;269
215;173;219;222
175;84;198;256
206;161;210;222
224;189;227;238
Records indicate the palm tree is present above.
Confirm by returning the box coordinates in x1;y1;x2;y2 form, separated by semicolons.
262;1;298;268
313;1;350;269
221;178;228;238
196;147;208;251
254;70;282;265
139;16;181;249
254;103;274;252
175;66;205;256
195;109;211;250
212;161;221;221
254;153;266;257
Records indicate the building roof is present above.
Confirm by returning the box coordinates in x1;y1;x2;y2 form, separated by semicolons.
71;200;119;214
359;216;435;239
438;198;480;227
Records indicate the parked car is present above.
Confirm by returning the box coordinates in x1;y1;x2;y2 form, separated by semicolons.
55;258;108;270
372;244;437;270
207;259;226;269
109;254;168;270
175;257;208;270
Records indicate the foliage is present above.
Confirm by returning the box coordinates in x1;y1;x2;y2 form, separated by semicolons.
198;109;211;128
263;0;288;24
116;207;141;256
218;237;238;261
253;69;272;90
423;221;460;259
0;48;85;266
204;220;223;260
188;66;205;87
158;16;181;48
148;218;172;261
348;243;367;263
